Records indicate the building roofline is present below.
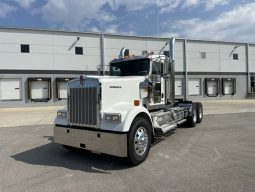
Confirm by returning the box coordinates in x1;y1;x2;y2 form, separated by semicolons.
0;26;254;45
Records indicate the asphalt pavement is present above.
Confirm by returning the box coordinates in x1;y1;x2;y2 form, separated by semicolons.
0;112;255;192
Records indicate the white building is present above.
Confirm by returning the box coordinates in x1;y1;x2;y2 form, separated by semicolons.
0;27;254;107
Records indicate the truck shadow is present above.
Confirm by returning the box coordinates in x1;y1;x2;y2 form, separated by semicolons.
11;141;131;174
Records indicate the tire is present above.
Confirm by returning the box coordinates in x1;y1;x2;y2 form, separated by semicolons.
186;103;197;128
127;117;152;166
195;102;203;123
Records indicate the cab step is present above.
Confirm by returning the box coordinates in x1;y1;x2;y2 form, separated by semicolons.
154;123;177;135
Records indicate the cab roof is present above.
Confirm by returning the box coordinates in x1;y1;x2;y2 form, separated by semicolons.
110;56;147;64
110;54;166;64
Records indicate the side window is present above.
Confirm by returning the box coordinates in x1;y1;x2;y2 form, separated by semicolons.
111;66;121;76
152;62;162;75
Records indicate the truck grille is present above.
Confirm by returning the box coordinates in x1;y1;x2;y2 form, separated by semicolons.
68;78;100;128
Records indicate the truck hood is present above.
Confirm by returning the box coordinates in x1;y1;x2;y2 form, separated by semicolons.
86;75;146;83
92;76;146;111
68;75;147;112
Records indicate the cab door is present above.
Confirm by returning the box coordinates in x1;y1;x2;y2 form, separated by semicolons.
150;61;165;105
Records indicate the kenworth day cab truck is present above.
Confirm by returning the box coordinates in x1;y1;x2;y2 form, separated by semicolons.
54;38;203;165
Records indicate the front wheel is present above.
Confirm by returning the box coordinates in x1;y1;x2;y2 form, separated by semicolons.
127;117;152;166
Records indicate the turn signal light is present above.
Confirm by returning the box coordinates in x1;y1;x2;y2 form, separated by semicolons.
134;100;140;106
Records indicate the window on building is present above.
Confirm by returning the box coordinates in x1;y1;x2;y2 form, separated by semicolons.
233;53;238;60
21;44;30;53
164;51;169;56
75;47;83;55
142;50;147;55
200;52;206;59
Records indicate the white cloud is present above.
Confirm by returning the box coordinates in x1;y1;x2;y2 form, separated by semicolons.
205;0;230;10
42;0;109;28
105;24;119;33
13;0;36;8
41;0;229;29
169;2;255;41
90;26;101;33
0;2;16;18
99;12;116;23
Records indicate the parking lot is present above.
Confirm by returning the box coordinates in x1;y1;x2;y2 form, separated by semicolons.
1;100;255;192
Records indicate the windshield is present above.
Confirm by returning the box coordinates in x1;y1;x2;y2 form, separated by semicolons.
110;59;150;76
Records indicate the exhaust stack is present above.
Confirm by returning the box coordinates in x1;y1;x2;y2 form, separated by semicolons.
169;38;175;106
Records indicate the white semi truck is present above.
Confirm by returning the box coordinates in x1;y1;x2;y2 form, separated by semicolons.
54;38;203;165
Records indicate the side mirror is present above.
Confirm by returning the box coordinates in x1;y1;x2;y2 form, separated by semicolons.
162;58;170;76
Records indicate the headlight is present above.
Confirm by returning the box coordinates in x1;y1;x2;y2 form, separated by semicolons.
104;113;121;122
57;111;67;117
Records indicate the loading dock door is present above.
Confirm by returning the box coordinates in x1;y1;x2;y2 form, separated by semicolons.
0;79;21;100
175;79;183;96
205;78;220;97
56;78;73;100
188;79;200;96
30;81;49;100
58;81;67;99
222;78;236;95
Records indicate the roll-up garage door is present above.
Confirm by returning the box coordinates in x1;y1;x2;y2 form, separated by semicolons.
58;81;67;99
28;78;51;101
175;79;183;96
0;78;21;100
188;79;201;96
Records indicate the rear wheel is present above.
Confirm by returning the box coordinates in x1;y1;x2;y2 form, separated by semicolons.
195;102;203;123
186;103;197;127
127;117;152;166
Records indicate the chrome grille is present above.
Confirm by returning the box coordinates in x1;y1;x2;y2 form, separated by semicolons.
68;78;100;128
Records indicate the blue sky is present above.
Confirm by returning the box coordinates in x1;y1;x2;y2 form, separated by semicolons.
0;0;255;42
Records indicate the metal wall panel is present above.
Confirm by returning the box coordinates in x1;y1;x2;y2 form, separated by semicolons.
219;43;246;72
0;31;100;72
187;41;220;72
249;45;255;72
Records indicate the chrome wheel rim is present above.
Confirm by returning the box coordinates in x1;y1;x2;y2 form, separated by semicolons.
134;127;148;156
199;106;203;119
193;109;197;123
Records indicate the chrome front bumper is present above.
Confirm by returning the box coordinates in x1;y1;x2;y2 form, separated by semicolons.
54;125;127;157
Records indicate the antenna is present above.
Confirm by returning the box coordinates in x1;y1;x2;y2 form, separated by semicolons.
158;42;168;55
